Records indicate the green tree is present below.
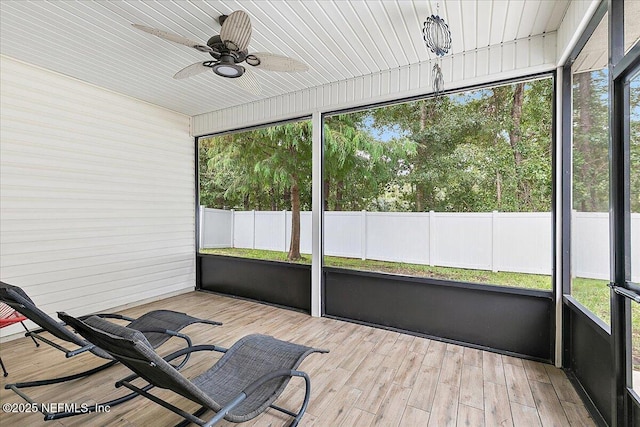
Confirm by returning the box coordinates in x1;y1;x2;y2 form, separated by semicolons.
324;113;411;211
199;121;312;260
473;79;553;211
199;136;277;210
572;70;610;212
365;78;553;212
256;122;312;260
200;77;556;261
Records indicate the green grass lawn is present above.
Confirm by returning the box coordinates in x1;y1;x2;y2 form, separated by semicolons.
202;247;600;292
201;247;637;366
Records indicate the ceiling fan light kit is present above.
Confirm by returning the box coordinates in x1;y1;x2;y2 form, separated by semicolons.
212;54;245;78
132;10;308;95
212;63;244;78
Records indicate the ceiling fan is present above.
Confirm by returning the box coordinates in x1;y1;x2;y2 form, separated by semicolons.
132;10;309;95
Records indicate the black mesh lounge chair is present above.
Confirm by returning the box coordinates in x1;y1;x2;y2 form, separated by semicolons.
59;312;328;427
0;281;221;420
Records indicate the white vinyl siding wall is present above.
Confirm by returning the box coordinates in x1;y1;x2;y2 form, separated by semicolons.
192;33;557;136
0;56;194;337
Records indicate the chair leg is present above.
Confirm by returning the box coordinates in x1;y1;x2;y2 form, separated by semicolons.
0;356;8;377
21;321;39;347
6;381;158;421
290;372;311;427
268;372;311;427
174;407;208;427
6;360;118;388
0;323;39;377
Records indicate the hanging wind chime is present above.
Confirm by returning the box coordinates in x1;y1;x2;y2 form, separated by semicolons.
422;2;452;96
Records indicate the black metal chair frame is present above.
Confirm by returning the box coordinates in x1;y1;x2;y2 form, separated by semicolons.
0;282;221;421
116;345;313;427
60;313;327;427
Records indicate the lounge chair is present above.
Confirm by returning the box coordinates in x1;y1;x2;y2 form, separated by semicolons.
0;281;221;420
59;312;328;427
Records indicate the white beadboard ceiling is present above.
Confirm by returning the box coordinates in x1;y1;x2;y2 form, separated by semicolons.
0;0;570;116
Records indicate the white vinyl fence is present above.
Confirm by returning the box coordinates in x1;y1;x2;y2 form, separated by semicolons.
200;208;640;281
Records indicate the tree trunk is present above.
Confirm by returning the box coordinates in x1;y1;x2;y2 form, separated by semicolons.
415;101;428;211
270;187;277;211
283;187;291;210
335;180;344;211
323;178;330;211
243;194;250;210
416;185;424;211
508;82;532;208
496;171;503;209
508;83;525;167
576;72;595;211
288;178;302;261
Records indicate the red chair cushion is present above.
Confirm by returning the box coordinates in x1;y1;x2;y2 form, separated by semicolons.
0;303;27;327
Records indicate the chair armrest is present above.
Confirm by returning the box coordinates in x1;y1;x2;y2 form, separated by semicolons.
196;319;223;326
134;327;193;351
159;344;228;367
84;313;136;322
203;369;307;427
65;344;96;358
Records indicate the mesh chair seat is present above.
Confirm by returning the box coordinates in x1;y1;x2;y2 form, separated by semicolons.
191;334;318;421
0;282;220;358
126;309;211;349
0;281;221;422
61;313;327;426
0;283;89;348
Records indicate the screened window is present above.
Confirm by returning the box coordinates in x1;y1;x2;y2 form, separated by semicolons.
631;71;640;391
322;77;554;290
198;119;312;262
632;72;640;286
570;12;610;325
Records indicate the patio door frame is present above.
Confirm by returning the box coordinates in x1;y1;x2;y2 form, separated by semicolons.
611;56;640;427
610;0;640;422
561;1;640;425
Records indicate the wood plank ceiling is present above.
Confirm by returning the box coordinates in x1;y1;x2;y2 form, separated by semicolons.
0;1;570;116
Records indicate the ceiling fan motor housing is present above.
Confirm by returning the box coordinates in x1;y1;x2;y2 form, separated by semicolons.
207;35;247;62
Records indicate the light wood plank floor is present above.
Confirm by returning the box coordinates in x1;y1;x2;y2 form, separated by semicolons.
0;291;595;426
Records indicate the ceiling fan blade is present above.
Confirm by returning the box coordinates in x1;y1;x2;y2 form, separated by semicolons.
219;10;252;52
246;52;309;72
229;67;262;95
132;24;212;53
173;62;212;79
